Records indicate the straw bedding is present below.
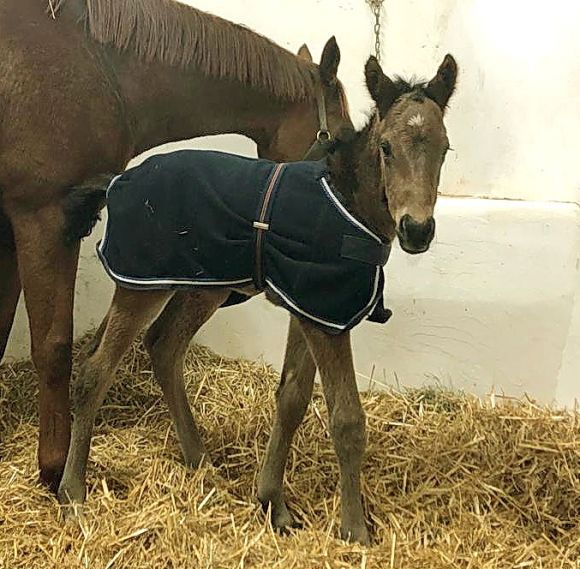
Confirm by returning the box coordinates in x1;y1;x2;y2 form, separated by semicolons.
0;335;578;568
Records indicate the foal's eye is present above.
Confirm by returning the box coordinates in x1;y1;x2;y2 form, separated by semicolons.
380;141;393;159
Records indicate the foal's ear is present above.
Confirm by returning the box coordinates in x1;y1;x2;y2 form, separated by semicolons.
297;43;313;62
425;54;458;111
319;36;340;85
364;56;400;119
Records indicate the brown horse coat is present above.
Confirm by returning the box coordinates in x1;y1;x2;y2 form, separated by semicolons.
0;0;352;489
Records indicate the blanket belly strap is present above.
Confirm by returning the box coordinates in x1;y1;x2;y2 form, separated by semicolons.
253;163;286;289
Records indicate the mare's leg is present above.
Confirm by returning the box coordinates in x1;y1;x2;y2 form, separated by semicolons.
8;201;79;491
58;287;171;506
144;289;229;467
257;316;316;530
298;320;369;545
0;210;20;361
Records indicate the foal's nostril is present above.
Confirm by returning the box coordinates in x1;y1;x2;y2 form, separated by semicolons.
425;217;436;241
400;214;411;235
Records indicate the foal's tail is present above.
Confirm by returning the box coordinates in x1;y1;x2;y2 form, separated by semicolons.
63;173;117;245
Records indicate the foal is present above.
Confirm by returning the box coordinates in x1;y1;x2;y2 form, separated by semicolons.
58;55;457;545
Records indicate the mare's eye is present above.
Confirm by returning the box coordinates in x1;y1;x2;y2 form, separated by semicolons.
380;141;393;159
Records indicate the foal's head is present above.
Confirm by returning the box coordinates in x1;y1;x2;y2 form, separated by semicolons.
335;55;457;253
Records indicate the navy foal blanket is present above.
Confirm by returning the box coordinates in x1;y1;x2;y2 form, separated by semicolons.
98;150;391;334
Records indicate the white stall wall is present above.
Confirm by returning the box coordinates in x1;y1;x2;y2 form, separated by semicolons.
5;1;580;406
197;199;580;405
182;0;580;203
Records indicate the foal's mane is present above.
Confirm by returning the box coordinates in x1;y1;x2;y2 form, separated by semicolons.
392;77;430;101
48;0;320;101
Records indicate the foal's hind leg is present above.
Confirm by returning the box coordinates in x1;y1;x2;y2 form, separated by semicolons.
79;307;110;360
299;320;369;545
58;287;171;507
144;289;229;468
257;316;316;531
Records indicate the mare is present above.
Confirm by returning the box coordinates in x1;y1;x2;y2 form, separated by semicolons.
0;0;353;490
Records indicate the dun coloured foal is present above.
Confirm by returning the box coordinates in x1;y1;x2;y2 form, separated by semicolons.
58;55;457;545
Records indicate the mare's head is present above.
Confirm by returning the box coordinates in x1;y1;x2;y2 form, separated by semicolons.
333;55;457;253
260;37;355;162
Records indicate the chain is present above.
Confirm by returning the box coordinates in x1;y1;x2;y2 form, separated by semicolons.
365;0;384;63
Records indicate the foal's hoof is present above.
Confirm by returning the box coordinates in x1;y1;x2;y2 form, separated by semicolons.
184;452;213;470
274;517;304;535
57;480;86;511
60;502;86;527
260;499;301;533
340;524;371;546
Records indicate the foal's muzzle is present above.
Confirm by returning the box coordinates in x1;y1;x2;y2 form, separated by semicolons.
398;214;436;254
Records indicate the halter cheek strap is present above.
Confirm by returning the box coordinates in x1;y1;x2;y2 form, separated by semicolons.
315;82;330;142
302;84;337;161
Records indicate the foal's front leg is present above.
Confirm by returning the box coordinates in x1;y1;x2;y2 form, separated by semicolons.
257;316;316;530
299;320;369;545
58;287;171;509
